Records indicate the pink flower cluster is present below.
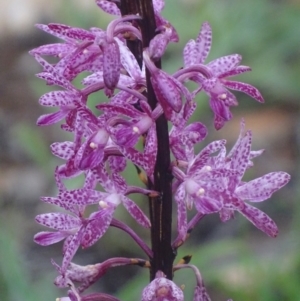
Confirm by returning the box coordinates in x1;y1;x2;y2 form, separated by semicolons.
31;1;290;300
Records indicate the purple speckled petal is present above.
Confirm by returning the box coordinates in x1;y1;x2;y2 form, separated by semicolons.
95;0;121;15
235;172;290;202
36;71;76;91
219;65;251;78
195;22;212;64
230;130;251;182
122;196;151;228
61;227;84;272
183;40;197;67
93;163;114;191
41;196;62;206
103;40;121;89
36;213;80;230
144;124;157;176
37;110;69;126
82;71;104;86
34;231;67;246
207;54;242;77
175;184;187;241
35;24;72;41
83;170;98;190
97;103;141;118
48;23;95;41
61;47;102;81
238;203;278;237
30;43;74;57
151;70;183;113
39;91;78;107
149;33;169;60
81;208;114;248
51;141;74;160
59;189;106;207
117;39;142;80
111;173;127;194
188;140;226;176
222;80;264;103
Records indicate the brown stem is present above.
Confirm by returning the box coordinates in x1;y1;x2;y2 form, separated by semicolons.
120;0;175;280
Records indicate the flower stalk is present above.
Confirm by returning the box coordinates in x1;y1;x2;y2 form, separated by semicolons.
120;0;175;280
31;1;291;300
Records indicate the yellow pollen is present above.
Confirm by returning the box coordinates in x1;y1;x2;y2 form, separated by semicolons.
99;200;108;208
90;142;98;149
132;126;140;134
219;93;227;100
196;188;205;196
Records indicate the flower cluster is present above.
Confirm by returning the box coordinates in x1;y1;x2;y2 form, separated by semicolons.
31;1;290;300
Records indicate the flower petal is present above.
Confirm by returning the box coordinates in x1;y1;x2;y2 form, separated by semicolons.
103;40;121;89
222;80;264;103
51;141;74;160
195;21;212;64
37;110;69;126
35;213;80;230
122;196;151;228
151;70;183;113
238;203;278;237
207;54;242;77
175;184;187;241
81;208;114;248
34;231;67;246
95;0;121;15
235;172;290;202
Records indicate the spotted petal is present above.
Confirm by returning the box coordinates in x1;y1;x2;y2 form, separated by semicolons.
235;172;290;202
239;203;278;237
35;213;80;230
81;208;114;248
222;80;264;103
122;196;151;228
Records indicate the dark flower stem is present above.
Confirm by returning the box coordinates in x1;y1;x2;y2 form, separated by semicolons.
120;0;175;280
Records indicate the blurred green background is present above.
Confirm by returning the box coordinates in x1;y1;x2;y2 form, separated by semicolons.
0;0;299;300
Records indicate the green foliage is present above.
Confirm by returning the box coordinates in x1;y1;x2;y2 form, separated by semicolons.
0;225;58;301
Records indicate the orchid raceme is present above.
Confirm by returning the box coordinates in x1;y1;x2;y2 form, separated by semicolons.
31;0;290;300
